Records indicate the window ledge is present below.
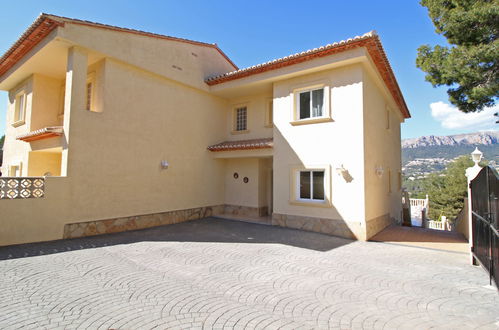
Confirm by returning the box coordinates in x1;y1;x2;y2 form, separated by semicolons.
231;129;250;135
11;120;25;128
289;200;331;208
290;117;332;126
264;124;273;128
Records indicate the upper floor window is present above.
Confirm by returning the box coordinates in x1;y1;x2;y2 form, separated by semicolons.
291;84;331;125
235;106;247;131
13;92;27;126
298;88;324;119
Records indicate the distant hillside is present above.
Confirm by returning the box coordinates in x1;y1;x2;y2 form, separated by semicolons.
403;131;498;148
402;131;499;164
401;131;499;180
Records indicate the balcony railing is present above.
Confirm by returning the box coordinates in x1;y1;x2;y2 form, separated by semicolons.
0;177;45;199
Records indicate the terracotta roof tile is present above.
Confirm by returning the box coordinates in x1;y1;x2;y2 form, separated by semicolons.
16;126;63;142
207;138;273;152
0;13;237;80
205;31;410;119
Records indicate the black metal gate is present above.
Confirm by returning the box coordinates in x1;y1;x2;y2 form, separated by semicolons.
470;166;498;287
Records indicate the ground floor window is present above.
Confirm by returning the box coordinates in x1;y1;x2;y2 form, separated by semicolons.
298;170;325;201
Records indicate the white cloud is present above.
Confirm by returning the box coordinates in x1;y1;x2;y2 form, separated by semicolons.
430;101;498;130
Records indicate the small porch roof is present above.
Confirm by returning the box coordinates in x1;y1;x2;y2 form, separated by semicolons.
16;126;63;142
207;138;273;152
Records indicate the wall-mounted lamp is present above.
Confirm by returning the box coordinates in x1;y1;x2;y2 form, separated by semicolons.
161;160;169;169
375;166;384;178
336;165;347;176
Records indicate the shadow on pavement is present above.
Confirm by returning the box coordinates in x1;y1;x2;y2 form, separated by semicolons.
0;217;353;260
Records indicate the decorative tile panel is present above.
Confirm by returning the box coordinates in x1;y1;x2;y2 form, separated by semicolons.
0;177;45;199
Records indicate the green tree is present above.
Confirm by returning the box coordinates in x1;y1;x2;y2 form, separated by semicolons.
416;0;499;113
0;135;4;149
424;155;487;220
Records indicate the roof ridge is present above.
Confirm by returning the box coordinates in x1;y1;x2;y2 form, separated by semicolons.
206;31;376;82
42;13;238;69
0;13;238;75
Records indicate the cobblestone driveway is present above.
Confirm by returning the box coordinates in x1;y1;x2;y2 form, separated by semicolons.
0;218;497;329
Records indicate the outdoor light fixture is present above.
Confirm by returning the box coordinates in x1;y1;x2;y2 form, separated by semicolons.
375;166;384;177
161;160;169;169
471;147;483;166
336;164;347;176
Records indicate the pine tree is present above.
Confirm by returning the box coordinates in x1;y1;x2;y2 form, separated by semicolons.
416;0;499;113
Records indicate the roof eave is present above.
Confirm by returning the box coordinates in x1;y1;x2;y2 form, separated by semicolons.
0;14;64;80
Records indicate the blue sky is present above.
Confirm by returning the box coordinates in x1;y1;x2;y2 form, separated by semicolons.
0;0;496;139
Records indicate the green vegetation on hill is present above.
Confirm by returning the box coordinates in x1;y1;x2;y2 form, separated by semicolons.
402;144;499;164
405;156;488;221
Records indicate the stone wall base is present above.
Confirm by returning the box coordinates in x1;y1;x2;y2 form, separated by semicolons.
63;205;225;239
365;213;395;240
220;205;268;217
272;213;359;240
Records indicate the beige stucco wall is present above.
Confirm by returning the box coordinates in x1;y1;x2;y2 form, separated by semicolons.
1;77;34;176
1;74;65;177
362;67;403;237
224;158;259;208
57;24;236;92
31;74;63;130
272;64;366;238
223;157;271;209
1;44;230;245
225;93;272;141
27;151;62;176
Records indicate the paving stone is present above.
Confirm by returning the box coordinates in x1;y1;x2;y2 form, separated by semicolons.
0;218;497;329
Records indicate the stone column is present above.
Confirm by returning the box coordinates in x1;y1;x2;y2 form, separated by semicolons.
61;47;88;177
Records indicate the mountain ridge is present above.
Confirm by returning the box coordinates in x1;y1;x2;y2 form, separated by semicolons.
402;131;498;149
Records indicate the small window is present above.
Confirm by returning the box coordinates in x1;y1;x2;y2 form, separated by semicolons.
9;163;22;177
298;88;324;119
59;84;66;117
397;171;402;191
86;72;96;112
86;82;93;111
298;170;325;201
235;106;247;131
13;92;26;125
265;100;273;127
387;168;392;193
386;108;390;130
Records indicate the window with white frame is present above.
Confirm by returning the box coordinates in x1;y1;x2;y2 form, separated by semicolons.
297;87;324;120
13;92;27;125
298;170;325;201
235;106;247;131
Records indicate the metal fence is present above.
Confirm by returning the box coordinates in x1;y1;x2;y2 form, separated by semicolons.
470;166;498;288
